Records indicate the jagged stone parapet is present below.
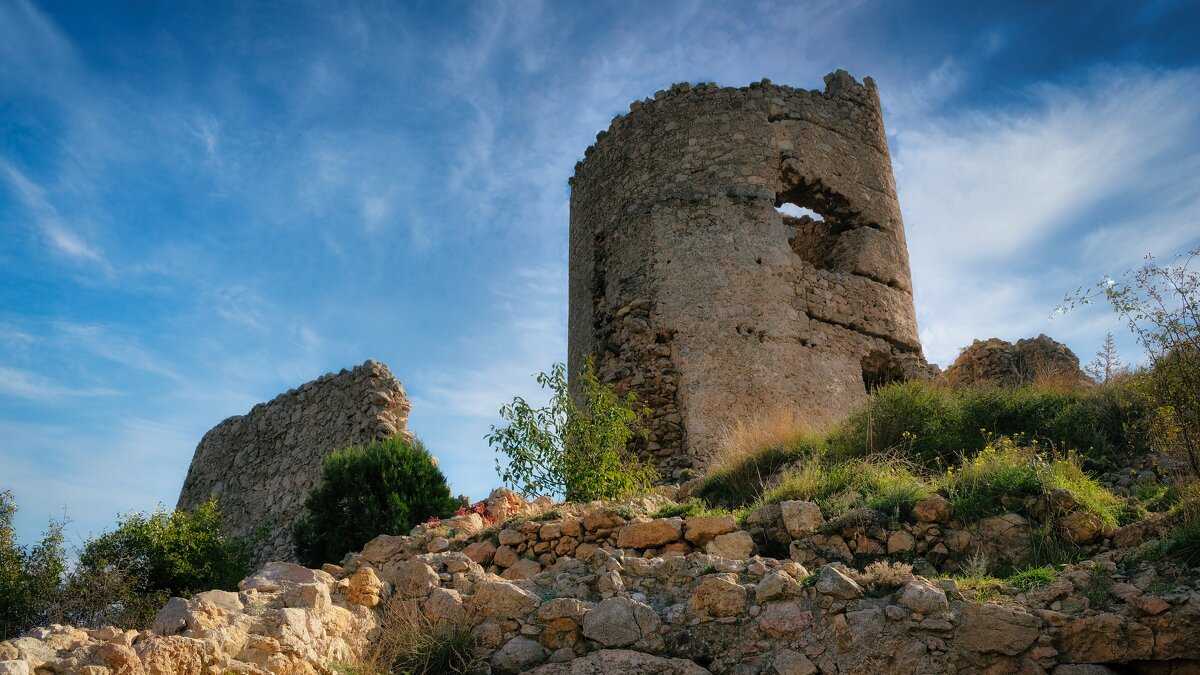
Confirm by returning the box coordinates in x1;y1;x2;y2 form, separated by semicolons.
942;334;1091;388
568;72;933;479
177;360;414;564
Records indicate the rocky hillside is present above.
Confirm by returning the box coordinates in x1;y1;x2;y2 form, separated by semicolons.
3;489;1198;675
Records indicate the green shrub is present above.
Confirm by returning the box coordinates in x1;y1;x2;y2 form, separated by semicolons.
292;437;458;568
828;379;1143;471
67;498;250;629
758;456;931;518
940;439;1120;526
0;491;67;639
488;359;656;502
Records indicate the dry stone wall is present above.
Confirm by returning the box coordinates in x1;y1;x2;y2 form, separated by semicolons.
177;360;414;564
569;71;933;479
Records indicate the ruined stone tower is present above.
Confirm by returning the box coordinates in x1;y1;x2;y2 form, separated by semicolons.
568;71;931;479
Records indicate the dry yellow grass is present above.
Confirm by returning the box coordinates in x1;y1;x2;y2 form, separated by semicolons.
707;408;815;478
345;598;479;675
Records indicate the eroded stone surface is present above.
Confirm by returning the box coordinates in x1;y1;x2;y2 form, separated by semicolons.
177;360;415;563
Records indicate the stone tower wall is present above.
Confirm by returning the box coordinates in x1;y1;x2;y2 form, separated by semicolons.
177;360;413;564
569;71;930;479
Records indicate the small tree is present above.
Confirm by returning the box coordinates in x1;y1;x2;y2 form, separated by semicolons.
488;358;657;502
0;490;67;639
292;437;458;568
1084;332;1124;384
1062;249;1200;476
65;498;251;629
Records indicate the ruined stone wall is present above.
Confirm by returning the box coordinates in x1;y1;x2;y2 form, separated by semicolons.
569;71;931;478
177;360;413;564
942;334;1092;388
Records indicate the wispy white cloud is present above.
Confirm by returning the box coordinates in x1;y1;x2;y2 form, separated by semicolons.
0;364;115;401
896;66;1200;366
0;161;109;267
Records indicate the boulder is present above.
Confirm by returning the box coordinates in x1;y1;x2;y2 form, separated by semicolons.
386;560;439;598
472;580;541;620
772;649;818;675
582;597;660;647
897;578;948;615
780;501;824;537
1061;512;1105;545
616;518;683;549
462;540;497;565
815;565;863;600
757;602;812;639
957;602;1041;656
690;574;747;617
910;495;952;524
755;570;804;603
347;567;384;607
492;636;548;674
683;515;736;546
704;531;756;560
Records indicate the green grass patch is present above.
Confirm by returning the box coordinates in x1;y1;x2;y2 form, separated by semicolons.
650;498;728;519
757;456;932;519
940;438;1120;526
1007;567;1055;591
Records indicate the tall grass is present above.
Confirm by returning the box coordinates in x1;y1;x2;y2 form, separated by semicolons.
758;455;931;519
827;380;1145;471
697;411;823;507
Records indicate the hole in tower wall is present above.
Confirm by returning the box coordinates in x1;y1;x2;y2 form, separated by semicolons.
776;203;824;221
779;201;837;270
861;350;906;393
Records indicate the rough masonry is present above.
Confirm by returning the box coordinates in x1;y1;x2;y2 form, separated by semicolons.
177;360;413;563
569;71;932;478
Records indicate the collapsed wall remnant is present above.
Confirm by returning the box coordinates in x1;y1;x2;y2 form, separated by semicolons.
177;360;413;563
942;335;1091;388
569;71;932;478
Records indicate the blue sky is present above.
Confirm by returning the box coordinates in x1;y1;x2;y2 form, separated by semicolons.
2;0;1198;547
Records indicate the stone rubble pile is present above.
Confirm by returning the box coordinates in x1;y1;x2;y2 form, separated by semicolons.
4;490;1198;674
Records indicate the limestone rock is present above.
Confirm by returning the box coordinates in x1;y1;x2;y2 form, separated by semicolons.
473;580;541;620
386;560;439;599
772;649;817;675
683;515;736;546
942;335;1090;389
704;531;756;560
492;636;548;674
815;565;863;600
957;602;1041;656
1061;512;1105;545
897;578;948;615
690;574;748;617
780;501;824;537
757;602;812;639
581;597;660;647
346;567;384;607
755;570;804;603
462;540;497;565
910;495;952;523
616;518;683;549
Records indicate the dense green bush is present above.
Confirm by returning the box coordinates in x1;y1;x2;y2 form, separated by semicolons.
828;379;1143;470
1;490;66;639
292;436;458;568
66;498;251;629
488;359;657;502
940;439;1121;525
